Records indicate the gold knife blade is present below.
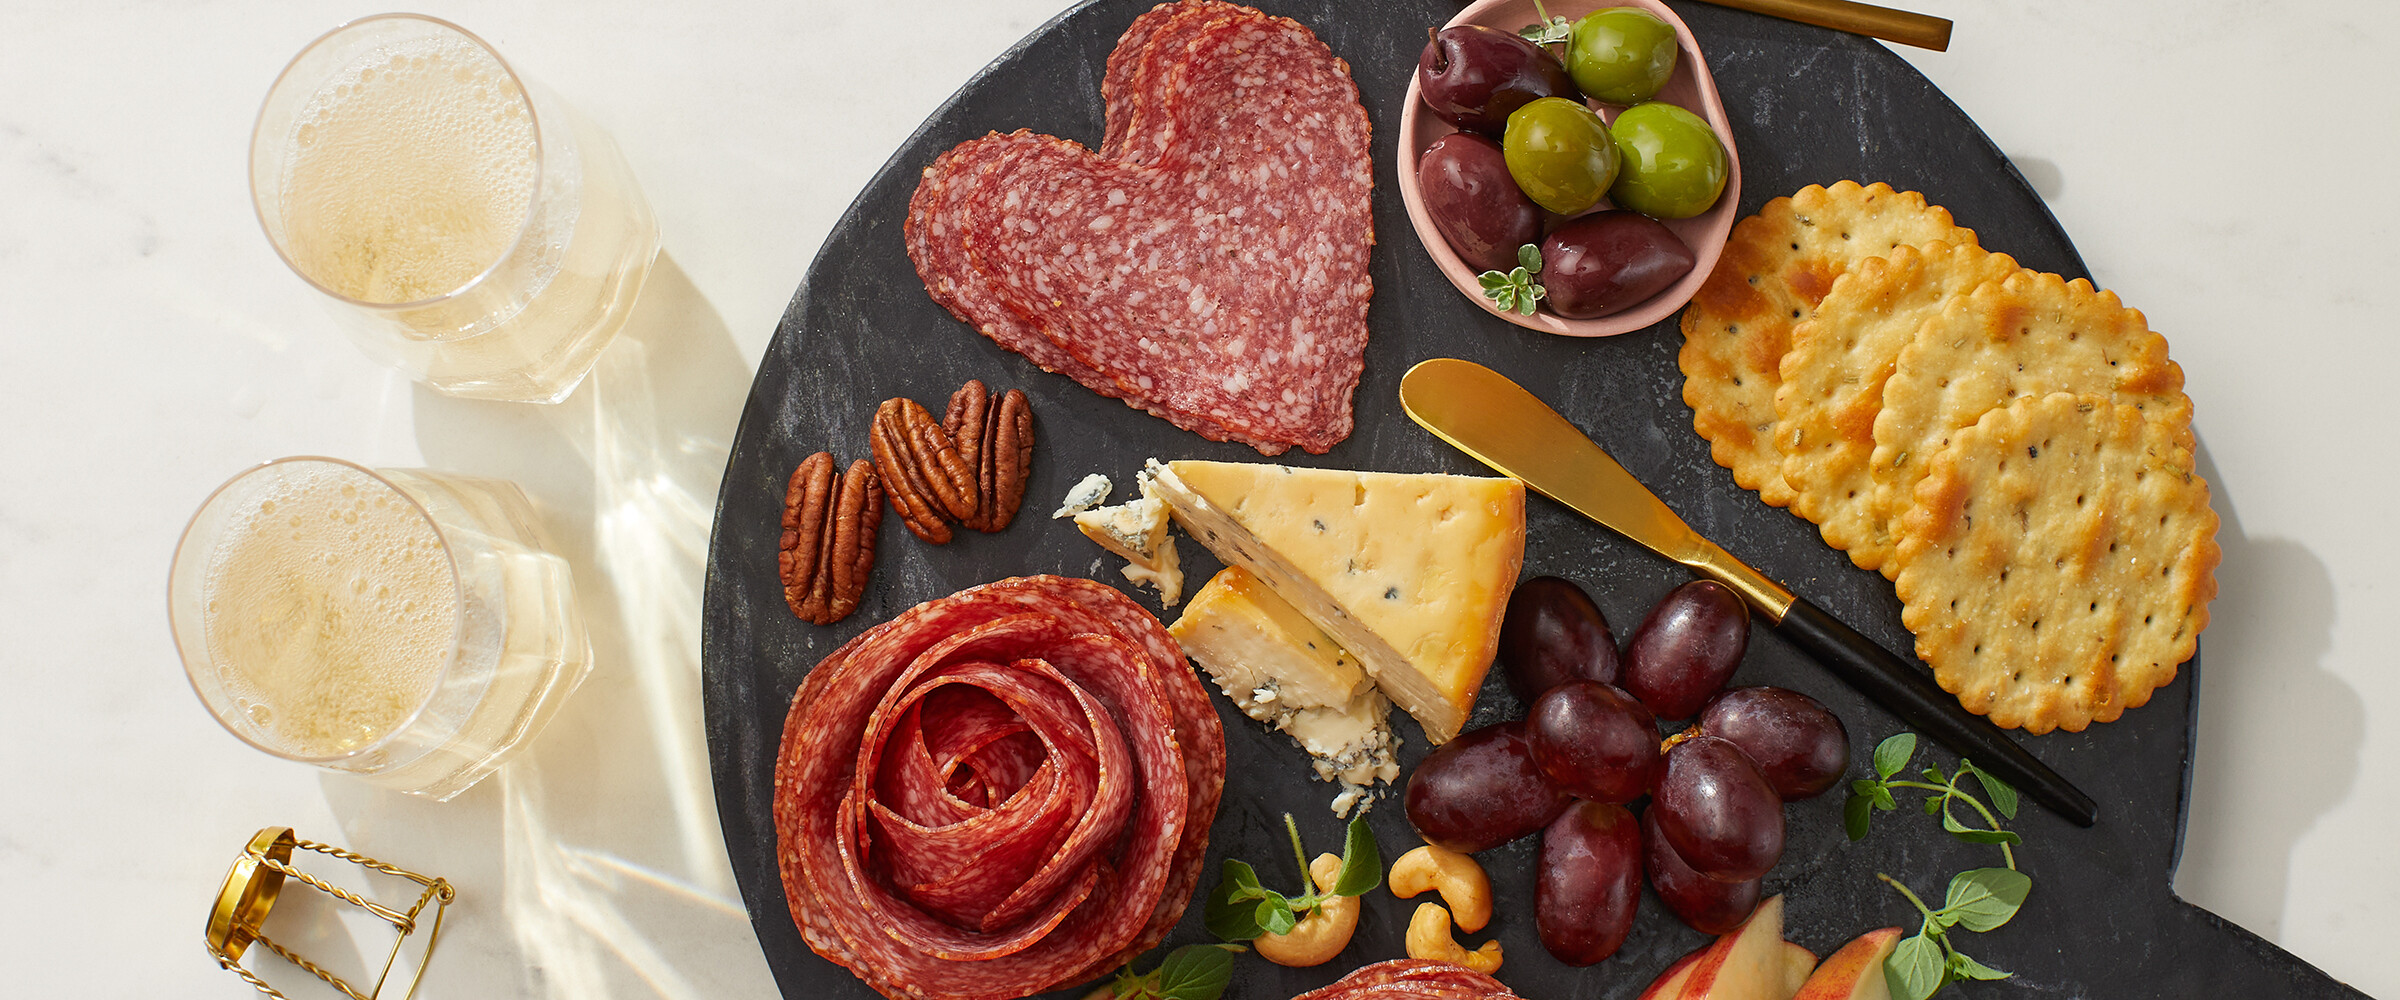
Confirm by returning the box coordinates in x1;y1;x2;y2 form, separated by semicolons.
1398;357;1797;620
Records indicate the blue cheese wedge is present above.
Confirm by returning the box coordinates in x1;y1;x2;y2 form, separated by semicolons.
1148;460;1525;743
1075;496;1184;605
1170;567;1397;815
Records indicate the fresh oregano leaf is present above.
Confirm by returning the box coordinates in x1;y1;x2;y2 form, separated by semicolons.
1923;795;1945;817
1844;792;1874;840
1939;808;2022;846
1921;765;1948;785
1332;815;1382;897
1255;893;1296;936
1941;868;2031;932
1873;733;1916;779
1518;243;1544;273
1948;950;2013;981
1874;785;1897;810
1886;933;1947;1000
1205;871;1267;941
1478;271;1510;292
1155;944;1236;1000
1967;762;2020;820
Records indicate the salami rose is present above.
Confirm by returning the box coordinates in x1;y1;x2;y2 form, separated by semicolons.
774;576;1223;1000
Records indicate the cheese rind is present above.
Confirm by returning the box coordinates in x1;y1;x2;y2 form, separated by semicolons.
1171;567;1397;814
1150;460;1525;743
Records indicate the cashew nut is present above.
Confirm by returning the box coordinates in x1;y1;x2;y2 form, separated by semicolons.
1406;901;1503;974
1388;844;1493;933
1254;853;1358;968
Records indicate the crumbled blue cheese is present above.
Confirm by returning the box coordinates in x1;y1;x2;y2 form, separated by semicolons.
1052;474;1113;519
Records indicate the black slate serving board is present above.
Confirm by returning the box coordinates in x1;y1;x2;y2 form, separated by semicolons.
700;2;2368;996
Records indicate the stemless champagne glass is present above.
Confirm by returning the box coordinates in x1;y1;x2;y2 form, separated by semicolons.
249;14;658;403
169;458;594;799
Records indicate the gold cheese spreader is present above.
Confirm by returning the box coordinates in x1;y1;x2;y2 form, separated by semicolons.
1399;358;2096;827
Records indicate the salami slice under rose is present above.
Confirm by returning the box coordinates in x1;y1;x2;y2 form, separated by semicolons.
773;576;1222;1000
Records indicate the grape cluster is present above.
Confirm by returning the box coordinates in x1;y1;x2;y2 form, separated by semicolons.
1403;577;1850;965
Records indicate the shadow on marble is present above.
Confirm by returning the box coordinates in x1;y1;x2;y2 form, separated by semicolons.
309;252;776;1000
2171;438;2361;942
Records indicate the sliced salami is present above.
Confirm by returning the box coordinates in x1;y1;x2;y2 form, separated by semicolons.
906;2;1371;456
773;576;1222;1000
1289;960;1523;1000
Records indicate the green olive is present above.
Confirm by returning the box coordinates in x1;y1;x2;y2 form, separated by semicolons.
1503;97;1621;216
1568;8;1679;106
1607;102;1727;219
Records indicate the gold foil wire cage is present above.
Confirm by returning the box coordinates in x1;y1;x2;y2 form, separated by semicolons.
207;827;454;999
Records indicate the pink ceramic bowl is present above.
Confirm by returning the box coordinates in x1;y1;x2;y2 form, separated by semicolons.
1399;0;1741;337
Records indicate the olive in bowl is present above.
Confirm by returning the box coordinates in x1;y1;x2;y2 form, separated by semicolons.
1503;97;1620;216
1609;101;1729;219
1539;211;1696;319
1417;133;1542;274
1417;24;1579;137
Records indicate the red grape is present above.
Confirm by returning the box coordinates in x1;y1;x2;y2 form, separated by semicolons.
1538;801;1643;965
1699;686;1851;800
1651;735;1783;882
1404;720;1572;853
1526;680;1660;804
1641;805;1761;935
1499;576;1621;701
1621;580;1749;720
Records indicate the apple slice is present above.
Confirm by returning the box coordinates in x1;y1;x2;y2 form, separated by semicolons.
1778;940;1818;1000
1639;943;1714;1000
1791;927;1904;1000
1676;894;1787;1000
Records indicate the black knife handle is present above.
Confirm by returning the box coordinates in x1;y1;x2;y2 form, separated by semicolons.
1775;596;2098;827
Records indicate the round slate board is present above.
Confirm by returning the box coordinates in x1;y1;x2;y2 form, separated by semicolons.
700;2;2367;997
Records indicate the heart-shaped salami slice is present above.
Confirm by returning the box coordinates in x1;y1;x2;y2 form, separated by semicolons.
906;5;1372;455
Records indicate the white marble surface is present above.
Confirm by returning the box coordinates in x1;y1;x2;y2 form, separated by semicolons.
2;1;2392;997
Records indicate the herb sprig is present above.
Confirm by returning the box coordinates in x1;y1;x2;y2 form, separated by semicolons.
1479;244;1548;316
1846;733;2031;1000
1204;814;1381;941
1519;0;1571;46
1100;944;1242;1000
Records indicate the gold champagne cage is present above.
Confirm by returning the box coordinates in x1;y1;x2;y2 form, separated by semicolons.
207;826;454;1000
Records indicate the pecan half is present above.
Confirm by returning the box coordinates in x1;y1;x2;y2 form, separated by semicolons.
780;453;882;625
871;397;978;544
975;388;1034;532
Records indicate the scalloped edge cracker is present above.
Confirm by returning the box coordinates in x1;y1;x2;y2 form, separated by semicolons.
1872;270;2193;579
1678;181;1975;509
1773;241;2024;572
1892;393;2220;734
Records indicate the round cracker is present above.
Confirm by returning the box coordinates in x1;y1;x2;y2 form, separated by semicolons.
1772;241;2024;572
1892;393;2220;734
1678;181;1975;508
1872;271;2193;578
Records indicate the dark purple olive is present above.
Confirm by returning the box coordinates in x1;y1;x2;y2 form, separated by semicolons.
1537;801;1643;966
1537;211;1696;319
1404;720;1573;853
1417;24;1579;136
1621;580;1748;721
1699;686;1850;800
1499;575;1620;701
1418;133;1543;273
